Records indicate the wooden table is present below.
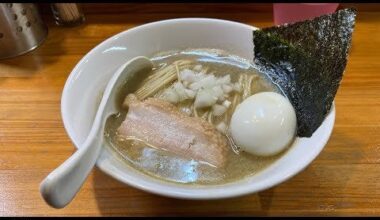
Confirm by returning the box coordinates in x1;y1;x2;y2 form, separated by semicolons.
0;9;379;217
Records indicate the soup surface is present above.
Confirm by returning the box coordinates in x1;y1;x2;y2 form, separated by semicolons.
105;48;288;185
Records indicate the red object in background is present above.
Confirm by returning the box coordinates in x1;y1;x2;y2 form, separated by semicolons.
273;3;340;25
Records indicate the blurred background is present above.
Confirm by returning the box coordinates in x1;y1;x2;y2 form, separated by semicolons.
36;3;380;15
2;3;377;60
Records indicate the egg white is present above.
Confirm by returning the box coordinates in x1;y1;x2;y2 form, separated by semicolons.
229;92;297;156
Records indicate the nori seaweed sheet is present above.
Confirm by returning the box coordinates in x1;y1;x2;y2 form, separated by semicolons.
252;8;357;137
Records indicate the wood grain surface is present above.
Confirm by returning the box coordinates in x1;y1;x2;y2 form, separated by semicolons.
0;5;379;217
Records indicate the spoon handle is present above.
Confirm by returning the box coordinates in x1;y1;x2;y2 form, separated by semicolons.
39;121;103;208
39;57;153;209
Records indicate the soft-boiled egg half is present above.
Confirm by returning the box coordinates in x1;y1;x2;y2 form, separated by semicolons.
229;92;297;156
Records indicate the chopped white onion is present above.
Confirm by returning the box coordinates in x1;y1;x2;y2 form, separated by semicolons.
194;72;206;82
180;69;196;83
163;67;241;110
218;96;226;102
194;88;218;108
212;85;224;99
216;122;228;134
216;74;231;85
222;84;233;94
184;88;196;99
212;104;227;116
189;74;216;91
161;88;179;103
233;82;242;92
173;82;189;101
222;100;231;108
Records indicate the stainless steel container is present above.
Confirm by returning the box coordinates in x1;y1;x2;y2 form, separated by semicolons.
0;3;48;59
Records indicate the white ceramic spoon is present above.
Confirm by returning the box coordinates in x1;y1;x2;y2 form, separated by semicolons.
40;56;154;208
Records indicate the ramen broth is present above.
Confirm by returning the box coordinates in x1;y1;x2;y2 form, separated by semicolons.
105;49;287;185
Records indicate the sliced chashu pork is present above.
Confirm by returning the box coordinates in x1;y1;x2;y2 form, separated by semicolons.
117;94;228;168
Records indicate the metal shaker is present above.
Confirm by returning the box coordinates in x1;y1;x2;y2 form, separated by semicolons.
0;3;48;59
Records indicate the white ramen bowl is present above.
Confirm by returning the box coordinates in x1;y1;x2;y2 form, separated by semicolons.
61;18;335;199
